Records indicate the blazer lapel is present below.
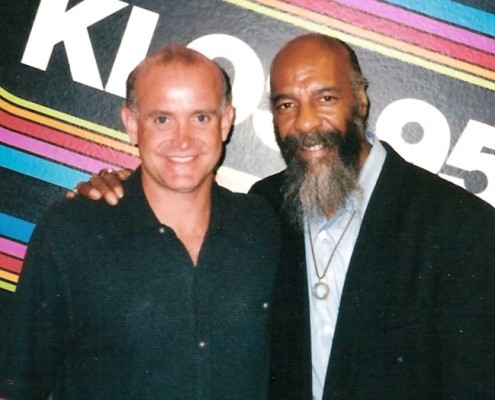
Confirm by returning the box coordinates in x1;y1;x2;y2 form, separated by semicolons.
323;145;407;399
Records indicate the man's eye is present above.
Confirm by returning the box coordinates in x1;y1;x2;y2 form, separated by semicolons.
322;95;335;102
155;116;168;124
196;114;208;123
277;102;293;110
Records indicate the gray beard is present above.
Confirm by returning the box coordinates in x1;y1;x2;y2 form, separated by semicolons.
278;113;365;228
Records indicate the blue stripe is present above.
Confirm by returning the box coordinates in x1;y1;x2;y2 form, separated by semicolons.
0;145;90;189
0;213;35;243
384;0;495;37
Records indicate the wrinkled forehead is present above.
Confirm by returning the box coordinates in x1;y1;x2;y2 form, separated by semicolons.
140;58;219;84
137;61;223;99
270;41;351;92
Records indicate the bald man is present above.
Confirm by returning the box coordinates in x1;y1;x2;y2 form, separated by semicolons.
0;45;280;400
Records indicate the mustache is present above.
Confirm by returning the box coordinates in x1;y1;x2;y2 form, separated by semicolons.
282;129;344;150
279;129;346;165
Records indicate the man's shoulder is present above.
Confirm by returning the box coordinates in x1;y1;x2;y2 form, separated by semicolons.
213;184;281;231
248;170;286;212
249;170;285;194
380;142;494;220
33;194;122;239
215;183;277;212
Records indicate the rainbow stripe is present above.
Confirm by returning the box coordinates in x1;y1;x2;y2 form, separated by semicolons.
0;215;32;292
0;87;140;183
225;0;495;90
0;87;141;292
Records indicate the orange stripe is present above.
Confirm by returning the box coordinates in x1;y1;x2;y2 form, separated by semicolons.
0;269;19;284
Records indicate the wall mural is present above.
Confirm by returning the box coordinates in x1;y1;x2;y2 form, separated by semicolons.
0;0;494;305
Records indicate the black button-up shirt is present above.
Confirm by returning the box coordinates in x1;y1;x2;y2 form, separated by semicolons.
0;169;281;399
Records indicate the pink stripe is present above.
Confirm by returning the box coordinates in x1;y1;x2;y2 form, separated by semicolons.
300;0;495;54
0;237;27;259
0;108;138;169
0;126;118;174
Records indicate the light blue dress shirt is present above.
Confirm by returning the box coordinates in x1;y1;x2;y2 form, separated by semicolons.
304;133;387;400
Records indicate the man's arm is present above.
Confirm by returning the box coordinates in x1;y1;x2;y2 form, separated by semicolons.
65;168;132;205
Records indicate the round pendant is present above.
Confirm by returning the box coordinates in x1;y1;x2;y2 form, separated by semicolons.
312;281;330;300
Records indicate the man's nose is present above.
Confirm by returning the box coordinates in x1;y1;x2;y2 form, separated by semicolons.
173;122;192;150
293;103;322;134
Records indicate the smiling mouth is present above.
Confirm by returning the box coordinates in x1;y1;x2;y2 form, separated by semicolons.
168;156;195;163
301;144;324;151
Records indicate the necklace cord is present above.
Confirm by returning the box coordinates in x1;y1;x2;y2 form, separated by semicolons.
307;210;356;281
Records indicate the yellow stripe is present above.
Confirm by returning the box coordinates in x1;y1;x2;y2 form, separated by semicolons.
0;280;16;293
0;270;19;284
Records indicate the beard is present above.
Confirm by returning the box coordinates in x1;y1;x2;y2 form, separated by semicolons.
277;107;366;228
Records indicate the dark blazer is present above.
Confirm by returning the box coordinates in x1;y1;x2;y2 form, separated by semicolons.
250;142;495;400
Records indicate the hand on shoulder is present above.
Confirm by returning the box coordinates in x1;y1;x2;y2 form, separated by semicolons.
65;168;133;206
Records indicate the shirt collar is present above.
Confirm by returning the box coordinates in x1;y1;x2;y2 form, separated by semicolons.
114;167;228;237
357;132;387;217
114;167;162;236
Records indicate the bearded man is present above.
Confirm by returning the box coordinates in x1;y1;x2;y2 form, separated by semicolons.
67;33;495;400
251;33;495;400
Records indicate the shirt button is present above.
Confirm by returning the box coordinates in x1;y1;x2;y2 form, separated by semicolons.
262;302;269;309
198;341;206;349
158;226;166;234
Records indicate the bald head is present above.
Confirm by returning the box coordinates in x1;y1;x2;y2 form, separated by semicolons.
271;33;367;96
126;45;232;112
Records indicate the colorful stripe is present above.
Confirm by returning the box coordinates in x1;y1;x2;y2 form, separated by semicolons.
0;218;32;290
0;108;138;168
0;253;23;275
285;0;495;70
0;87;141;190
0;214;35;244
0;88;130;142
0;88;139;163
0;280;16;293
0;144;91;189
0;237;27;259
383;0;495;36
0;126;121;175
332;0;495;53
224;0;495;90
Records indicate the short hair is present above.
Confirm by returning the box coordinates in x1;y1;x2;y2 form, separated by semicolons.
335;37;369;94
125;44;232;111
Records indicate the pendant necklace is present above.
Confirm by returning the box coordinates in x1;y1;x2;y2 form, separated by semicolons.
307;210;356;300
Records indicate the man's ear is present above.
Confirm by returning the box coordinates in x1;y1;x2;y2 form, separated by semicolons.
221;105;235;142
356;86;370;120
121;107;138;146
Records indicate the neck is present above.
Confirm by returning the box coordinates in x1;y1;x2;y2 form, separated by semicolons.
358;140;372;169
142;178;214;266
